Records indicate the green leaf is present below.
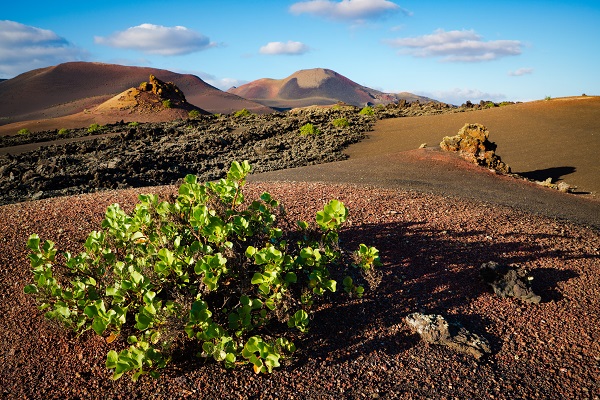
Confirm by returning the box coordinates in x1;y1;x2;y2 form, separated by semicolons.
84;305;99;319
324;279;337;293
130;231;145;242
251;273;265;285
240;295;251;306
23;284;38;294
27;234;40;251
106;350;119;369
135;312;153;331
130;270;144;286
245;246;256;258
284;272;297;283
297;221;309;230
92;317;108;335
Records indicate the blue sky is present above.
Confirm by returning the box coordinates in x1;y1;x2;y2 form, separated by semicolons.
2;0;599;104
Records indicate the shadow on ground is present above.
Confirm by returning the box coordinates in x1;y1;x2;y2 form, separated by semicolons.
294;219;588;368
518;166;576;182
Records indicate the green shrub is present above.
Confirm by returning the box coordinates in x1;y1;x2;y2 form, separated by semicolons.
58;128;69;136
299;123;321;136
234;108;252;118
162;99;173;108
88;123;103;133
188;110;201;119
17;128;31;135
332;118;350;128
498;102;513;107
484;102;496;108
24;161;381;381
128;122;140;127
359;106;374;116
544;96;552;101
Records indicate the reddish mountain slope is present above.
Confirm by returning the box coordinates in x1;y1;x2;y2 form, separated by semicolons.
228;68;433;109
0;62;272;125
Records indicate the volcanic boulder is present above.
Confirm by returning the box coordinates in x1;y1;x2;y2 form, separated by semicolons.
405;313;491;359
480;261;541;304
440;123;510;173
139;75;187;105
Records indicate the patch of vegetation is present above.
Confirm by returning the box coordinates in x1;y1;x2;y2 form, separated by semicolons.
484;102;496;109
162;100;173;109
188;110;201;119
234;108;252;118
57;128;69;136
17;128;31;135
544;96;552;101
128;122;140;127
332;118;350;128
24;161;381;381
299;123;321;136
88;123;103;133
359;106;374;116
498;102;513;107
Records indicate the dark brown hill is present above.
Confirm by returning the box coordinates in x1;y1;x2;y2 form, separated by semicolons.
0;62;272;126
227;68;434;109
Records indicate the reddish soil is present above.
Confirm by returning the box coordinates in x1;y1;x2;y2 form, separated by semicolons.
0;183;598;399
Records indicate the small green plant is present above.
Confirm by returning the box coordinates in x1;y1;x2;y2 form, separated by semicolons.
299;123;321;136
359;106;374;116
17;128;31;135
484;102;496;109
57;128;69;136
188;110;201;119
128;122;140;127
24;161;381;380
332;118;350;128
544;96;552;101
162;99;173;108
498;102;513;107
234;108;252;118
88;123;103;133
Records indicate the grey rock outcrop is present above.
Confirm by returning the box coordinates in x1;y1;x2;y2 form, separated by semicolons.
480;261;541;303
405;313;491;359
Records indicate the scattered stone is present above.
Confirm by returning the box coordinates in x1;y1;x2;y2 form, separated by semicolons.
480;261;541;303
405;312;491;359
419;143;427;149
440;123;511;173
535;177;575;193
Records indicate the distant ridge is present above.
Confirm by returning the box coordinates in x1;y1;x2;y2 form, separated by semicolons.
0;62;272;125
228;68;435;109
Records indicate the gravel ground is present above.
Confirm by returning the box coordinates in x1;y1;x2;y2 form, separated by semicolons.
1;182;599;399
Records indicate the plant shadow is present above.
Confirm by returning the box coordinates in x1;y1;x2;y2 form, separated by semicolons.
293;218;586;368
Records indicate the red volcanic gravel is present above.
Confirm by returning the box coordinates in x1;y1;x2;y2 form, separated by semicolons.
1;182;599;399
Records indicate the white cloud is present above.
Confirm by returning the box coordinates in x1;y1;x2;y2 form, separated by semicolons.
415;88;506;105
94;24;215;56
194;71;248;91
386;29;522;62
289;0;410;21
259;41;310;55
508;67;534;76
0;20;87;78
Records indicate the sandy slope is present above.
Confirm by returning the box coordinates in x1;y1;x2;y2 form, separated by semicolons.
346;96;600;197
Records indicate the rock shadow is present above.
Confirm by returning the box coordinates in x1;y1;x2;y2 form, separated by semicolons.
530;267;580;302
518;166;576;182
